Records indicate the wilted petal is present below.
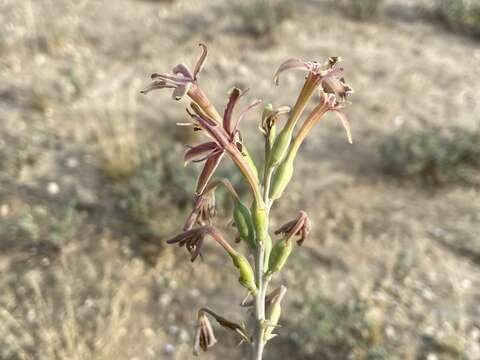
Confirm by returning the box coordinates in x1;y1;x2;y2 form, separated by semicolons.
223;88;242;135
193;313;217;356
193;43;208;79
322;76;353;100
195;152;224;195
273;58;309;85
166;228;199;245
332;110;353;144
184;142;219;164
275;211;311;245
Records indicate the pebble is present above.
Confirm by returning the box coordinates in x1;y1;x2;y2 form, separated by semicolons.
47;182;60;195
163;344;175;357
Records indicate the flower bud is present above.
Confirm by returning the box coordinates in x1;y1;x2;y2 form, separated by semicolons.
268;129;292;167
251;201;268;243
267;238;293;274
269;158;294;200
233;199;256;249
231;254;257;294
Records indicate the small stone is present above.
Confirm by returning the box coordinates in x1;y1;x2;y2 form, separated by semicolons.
66;157;78;168
179;329;190;342
47;182;60;195
163;344;175;356
167;325;179;336
0;204;9;217
159;294;172;306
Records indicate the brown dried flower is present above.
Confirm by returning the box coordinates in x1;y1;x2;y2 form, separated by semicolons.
193;312;217;356
183;190;216;231
274;211;311;245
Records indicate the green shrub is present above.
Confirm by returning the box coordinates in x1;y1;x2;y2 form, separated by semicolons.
380;128;480;185
435;0;480;37
347;0;384;20
238;0;293;39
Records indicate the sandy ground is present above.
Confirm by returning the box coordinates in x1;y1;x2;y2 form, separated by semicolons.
0;0;479;359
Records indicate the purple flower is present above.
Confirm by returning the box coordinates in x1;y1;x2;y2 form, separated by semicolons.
141;43;208;100
184;88;261;195
273;57;353;101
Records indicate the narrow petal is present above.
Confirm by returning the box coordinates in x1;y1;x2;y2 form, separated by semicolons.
233;99;262;132
184;142;219;164
140;80;175;94
190;104;231;148
166;229;197;244
151;73;192;85
332;110;353;144
173;63;193;79
273;58;309;85
195;152;224;195
223;88;242;135
193;43;208;79
172;83;191;100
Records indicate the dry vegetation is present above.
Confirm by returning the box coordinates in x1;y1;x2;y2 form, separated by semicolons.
0;0;479;359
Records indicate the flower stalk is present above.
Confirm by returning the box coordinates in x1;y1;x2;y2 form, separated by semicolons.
142;44;353;359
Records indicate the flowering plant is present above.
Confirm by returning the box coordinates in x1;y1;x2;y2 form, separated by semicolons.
142;44;353;359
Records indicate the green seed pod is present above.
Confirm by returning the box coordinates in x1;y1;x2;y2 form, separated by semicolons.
242;147;259;181
268;129;292;167
269;159;294;200
232;254;257;294
251;201;268;243
268;123;277;147
267;239;293;274
233;199;256;249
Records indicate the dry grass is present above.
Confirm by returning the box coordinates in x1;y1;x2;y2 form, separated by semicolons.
1;0;480;359
0;240;155;360
87;88;142;181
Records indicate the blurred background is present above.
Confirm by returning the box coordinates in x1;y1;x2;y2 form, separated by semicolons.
0;0;479;359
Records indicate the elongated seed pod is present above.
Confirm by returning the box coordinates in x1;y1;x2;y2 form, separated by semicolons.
267;239;293;274
268;129;292;167
242;147;259;181
268;123;277;148
269;158;294;200
232;254;257;294
251;201;268;244
233;199;256;249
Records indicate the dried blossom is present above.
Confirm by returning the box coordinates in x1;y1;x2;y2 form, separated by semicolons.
167;226;237;262
183;190;216;231
274;211;311;245
193;312;217;355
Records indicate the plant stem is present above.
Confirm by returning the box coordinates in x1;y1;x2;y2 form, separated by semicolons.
252;163;275;359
